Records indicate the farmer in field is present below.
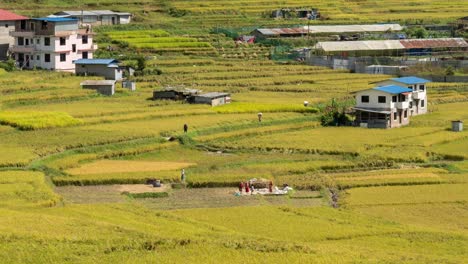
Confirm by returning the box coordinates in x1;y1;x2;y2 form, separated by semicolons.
257;112;263;122
181;169;186;182
183;124;188;133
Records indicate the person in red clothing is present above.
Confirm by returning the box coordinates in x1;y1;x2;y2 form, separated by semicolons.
269;181;273;193
239;182;244;193
245;182;250;193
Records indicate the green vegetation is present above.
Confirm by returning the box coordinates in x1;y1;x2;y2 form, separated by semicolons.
0;0;466;263
0;111;82;130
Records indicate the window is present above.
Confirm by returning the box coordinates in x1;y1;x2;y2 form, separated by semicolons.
419;84;425;91
44;37;50;46
30;23;35;31
361;95;369;103
409;102;413;108
18;37;24;46
36;38;40;44
41;21;47;30
5;24;8;28
20;20;26;30
25;39;29;46
60;37;66;46
421;100;425;108
82;35;88;44
404;110;408;118
392;96;397;103
72;44;76;52
378;96;386;103
36;55;40;61
44;54;50;63
82;51;88;59
60;53;66;62
393;112;397;121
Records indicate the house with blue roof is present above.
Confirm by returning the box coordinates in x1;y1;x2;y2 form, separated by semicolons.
375;76;430;115
9;17;97;71
354;83;420;128
73;59;123;80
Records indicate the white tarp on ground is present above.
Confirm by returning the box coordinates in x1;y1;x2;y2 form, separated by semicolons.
304;24;403;34
314;40;404;52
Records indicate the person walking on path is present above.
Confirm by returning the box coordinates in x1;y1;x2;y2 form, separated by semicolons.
183;124;188;133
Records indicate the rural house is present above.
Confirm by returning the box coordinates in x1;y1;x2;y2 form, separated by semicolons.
74;59;123;80
10;17;97;71
50;10;132;26
80;80;116;96
191;92;231;106
374;77;429;115
311;38;468;56
0;9;27;60
354;85;414;128
153;87;201;101
251;24;402;39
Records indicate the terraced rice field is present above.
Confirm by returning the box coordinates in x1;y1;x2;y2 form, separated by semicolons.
0;1;467;262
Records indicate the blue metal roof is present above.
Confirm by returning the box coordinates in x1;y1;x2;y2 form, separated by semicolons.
374;85;413;94
34;17;77;22
73;59;118;65
390;76;430;84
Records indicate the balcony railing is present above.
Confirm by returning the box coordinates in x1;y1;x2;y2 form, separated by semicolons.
412;91;426;100
9;31;35;37
10;45;36;53
395;101;409;109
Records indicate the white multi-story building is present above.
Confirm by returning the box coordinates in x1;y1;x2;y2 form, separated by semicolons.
0;9;27;60
9;17;97;72
354;76;430;129
375;76;429;116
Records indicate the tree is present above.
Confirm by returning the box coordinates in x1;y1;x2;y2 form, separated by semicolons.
413;27;428;39
320;98;352;126
445;66;455;76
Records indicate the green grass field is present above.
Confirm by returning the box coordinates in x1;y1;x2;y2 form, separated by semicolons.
0;0;467;263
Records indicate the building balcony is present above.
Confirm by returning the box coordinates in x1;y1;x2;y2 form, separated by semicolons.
412;91;426;100
10;45;36;53
9;31;35;37
395;101;409;109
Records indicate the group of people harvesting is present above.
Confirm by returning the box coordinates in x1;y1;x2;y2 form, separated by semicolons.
239;180;273;195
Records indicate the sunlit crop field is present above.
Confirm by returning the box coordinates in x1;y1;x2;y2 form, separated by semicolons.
0;0;466;262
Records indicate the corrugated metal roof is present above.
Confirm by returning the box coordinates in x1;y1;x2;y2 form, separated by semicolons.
74;59;118;65
34;17;77;22
0;9;27;21
400;38;468;49
390;77;431;85
53;10;132;17
255;28;307;36
353;107;391;114
314;38;468;52
304;24;402;34
315;40;403;52
196;92;230;99
374;85;412;94
55;11;97;16
81;80;116;86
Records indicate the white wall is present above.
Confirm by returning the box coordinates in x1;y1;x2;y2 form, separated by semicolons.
355;89;394;109
14;31;95;71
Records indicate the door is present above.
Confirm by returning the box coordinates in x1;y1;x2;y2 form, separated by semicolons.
25;55;30;68
111;17;116;25
18;53;24;67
